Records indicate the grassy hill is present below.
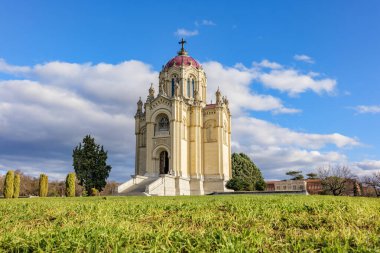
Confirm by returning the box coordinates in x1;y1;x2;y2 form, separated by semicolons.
0;195;379;252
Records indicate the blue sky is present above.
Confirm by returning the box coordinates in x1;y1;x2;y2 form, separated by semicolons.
0;1;379;181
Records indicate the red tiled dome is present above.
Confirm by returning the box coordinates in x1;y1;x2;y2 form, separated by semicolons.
165;55;201;69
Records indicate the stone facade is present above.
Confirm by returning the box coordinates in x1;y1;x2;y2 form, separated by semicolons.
118;42;232;196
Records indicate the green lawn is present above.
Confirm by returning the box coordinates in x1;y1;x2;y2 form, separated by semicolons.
0;195;379;252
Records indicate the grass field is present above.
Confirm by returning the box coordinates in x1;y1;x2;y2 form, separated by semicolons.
0;195;379;252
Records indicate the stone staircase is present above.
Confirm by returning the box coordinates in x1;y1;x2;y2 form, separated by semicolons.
117;176;158;196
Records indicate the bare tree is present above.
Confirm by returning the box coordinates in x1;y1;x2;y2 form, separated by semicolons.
317;165;355;196
363;171;380;197
15;170;39;196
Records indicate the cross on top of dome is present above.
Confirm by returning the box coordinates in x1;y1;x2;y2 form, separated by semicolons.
178;38;188;56
163;39;201;69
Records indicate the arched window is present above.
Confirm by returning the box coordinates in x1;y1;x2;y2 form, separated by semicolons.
171;78;175;97
191;79;195;98
187;79;190;97
158;115;169;131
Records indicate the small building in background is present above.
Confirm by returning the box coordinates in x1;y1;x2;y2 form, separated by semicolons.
265;179;323;195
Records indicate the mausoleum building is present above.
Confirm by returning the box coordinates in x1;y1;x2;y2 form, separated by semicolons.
118;40;232;195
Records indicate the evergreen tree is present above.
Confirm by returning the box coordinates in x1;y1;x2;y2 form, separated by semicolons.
226;153;266;191
72;135;112;193
3;170;14;198
65;173;76;197
39;174;48;197
286;170;304;180
13;173;20;198
306;173;318;179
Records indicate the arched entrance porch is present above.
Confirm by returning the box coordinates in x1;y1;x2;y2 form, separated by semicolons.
152;145;171;176
159;151;169;174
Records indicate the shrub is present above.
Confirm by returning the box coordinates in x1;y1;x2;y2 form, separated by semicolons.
65;173;76;197
91;188;99;196
3;170;14;198
13;173;20;198
39;174;49;197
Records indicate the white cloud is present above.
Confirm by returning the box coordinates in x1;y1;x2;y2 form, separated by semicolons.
250;147;348;179
203;61;300;115
202;20;216;26
0;79;134;144
0;58;31;74
253;60;282;69
352;105;380;114
259;69;336;96
175;28;199;37
28;60;157;115
231;116;358;179
233;117;359;150
195;20;216;26
211;59;337;97
354;160;380;171
294;54;314;64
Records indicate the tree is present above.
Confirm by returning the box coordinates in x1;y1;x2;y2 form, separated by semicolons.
10;170;39;197
306;173;318;179
363;171;380;197
3;170;14;198
39;174;48;197
65;173;76;197
286;170;304;180
72;135;112;193
13;173;20;198
226;153;265;191
48;180;65;197
317;165;355;196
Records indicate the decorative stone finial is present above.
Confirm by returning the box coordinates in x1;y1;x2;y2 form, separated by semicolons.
146;83;155;102
149;83;155;96
223;96;229;107
216;87;222;105
159;82;166;96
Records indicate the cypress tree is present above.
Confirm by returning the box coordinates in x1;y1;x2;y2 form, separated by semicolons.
13;173;20;198
3;170;14;198
39;174;48;197
73;135;112;193
65;173;76;197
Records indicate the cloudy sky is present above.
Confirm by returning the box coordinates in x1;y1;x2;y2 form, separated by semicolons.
0;1;379;182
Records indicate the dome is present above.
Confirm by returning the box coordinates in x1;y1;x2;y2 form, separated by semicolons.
164;54;201;69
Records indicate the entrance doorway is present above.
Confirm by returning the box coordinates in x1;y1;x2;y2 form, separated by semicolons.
159;151;169;174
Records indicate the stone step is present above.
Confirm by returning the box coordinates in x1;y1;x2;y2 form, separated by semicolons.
118;177;157;196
